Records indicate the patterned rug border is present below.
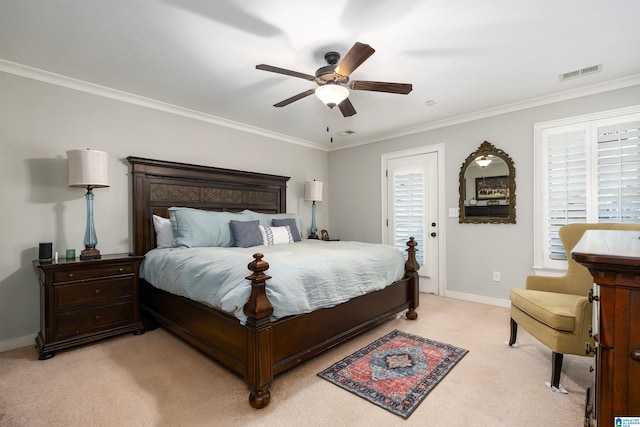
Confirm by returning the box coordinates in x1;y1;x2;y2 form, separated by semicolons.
317;329;469;419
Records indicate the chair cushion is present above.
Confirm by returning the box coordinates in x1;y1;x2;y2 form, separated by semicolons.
509;289;579;332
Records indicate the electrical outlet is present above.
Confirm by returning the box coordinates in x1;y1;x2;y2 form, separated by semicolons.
492;271;501;282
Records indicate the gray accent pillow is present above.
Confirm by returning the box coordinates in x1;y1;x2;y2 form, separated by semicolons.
242;210;303;240
272;218;301;242
229;220;263;248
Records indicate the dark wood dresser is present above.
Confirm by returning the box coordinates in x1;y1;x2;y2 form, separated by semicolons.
572;230;640;425
464;204;509;217
35;253;145;359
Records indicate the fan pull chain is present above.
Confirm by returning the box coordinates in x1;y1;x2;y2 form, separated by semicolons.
327;126;333;143
327;111;334;143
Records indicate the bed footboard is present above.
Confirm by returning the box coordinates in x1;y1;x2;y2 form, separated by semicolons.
241;238;419;408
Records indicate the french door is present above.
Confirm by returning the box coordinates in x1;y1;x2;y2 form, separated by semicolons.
383;149;441;294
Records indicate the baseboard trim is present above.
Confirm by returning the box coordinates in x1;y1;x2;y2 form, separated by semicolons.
0;334;36;353
444;290;511;308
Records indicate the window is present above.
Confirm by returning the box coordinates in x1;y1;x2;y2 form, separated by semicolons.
534;106;640;271
392;166;425;267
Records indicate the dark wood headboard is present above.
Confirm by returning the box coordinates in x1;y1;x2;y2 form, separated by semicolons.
128;157;290;256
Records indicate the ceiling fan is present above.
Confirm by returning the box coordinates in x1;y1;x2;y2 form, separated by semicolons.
256;42;412;117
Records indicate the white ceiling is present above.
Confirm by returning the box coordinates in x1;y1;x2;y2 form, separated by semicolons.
1;0;640;150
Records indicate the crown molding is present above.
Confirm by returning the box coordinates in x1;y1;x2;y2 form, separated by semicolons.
0;59;328;152
2;58;638;154
329;73;640;151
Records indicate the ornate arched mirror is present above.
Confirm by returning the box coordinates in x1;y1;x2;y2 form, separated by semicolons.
458;141;516;224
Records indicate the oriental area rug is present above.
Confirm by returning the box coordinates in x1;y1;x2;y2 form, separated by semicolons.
318;329;468;419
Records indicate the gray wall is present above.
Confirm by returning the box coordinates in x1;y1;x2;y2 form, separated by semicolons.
2;65;639;351
0;71;329;350
328;84;640;305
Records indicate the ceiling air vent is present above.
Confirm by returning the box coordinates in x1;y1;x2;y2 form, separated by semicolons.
559;64;603;82
336;130;356;136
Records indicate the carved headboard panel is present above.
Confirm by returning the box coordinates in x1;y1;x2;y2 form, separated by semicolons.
127;157;290;256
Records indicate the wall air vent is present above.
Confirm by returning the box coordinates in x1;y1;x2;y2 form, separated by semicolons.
559;64;603;82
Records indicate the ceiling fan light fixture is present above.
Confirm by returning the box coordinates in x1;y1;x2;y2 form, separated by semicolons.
315;83;349;108
475;156;492;168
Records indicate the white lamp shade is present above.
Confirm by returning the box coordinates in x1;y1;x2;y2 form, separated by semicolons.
67;149;110;188
304;180;323;202
315;84;349;107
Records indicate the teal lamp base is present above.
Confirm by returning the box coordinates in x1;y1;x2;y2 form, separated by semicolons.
309;201;318;238
80;187;101;260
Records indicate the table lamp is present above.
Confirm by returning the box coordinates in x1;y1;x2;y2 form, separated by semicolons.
67;149;109;260
304;180;323;238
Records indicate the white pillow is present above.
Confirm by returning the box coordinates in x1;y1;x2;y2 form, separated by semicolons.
259;225;293;245
153;215;174;248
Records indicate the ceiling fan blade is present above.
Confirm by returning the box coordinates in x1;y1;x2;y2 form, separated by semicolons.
349;80;413;94
338;98;357;117
335;42;375;77
256;64;316;81
273;88;316;107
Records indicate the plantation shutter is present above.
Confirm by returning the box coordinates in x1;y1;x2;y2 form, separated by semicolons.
546;129;588;260
596;120;640;223
393;167;425;266
541;114;640;265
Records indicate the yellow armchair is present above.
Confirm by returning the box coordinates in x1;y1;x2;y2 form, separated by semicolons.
508;223;640;392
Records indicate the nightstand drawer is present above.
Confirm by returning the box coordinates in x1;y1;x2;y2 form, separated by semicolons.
53;264;134;283
56;277;133;309
55;302;134;338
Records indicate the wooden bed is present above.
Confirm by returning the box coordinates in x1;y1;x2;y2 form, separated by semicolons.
128;156;419;408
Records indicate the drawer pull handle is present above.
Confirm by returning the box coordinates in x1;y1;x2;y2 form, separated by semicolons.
631;350;640;361
68;273;74;279
95;315;101;321
94;289;100;295
119;268;124;273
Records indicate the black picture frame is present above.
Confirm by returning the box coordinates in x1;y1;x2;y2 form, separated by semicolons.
476;175;509;200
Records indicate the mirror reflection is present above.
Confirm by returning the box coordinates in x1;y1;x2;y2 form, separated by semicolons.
459;141;516;224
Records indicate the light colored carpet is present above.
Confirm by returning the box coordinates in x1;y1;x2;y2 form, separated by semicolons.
0;295;592;426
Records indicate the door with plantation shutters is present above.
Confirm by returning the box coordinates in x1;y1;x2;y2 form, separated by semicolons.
386;152;439;294
536;109;640;270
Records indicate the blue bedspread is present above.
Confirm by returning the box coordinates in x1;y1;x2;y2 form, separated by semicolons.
140;240;405;324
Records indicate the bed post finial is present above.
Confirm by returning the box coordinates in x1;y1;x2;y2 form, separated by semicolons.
405;237;419;272
405;237;419;320
244;253;274;409
244;253;273;320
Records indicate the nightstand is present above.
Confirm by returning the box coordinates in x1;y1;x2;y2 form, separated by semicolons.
34;253;145;360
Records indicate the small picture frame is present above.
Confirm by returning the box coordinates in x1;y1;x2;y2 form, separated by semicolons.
321;229;330;241
476;175;509;200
